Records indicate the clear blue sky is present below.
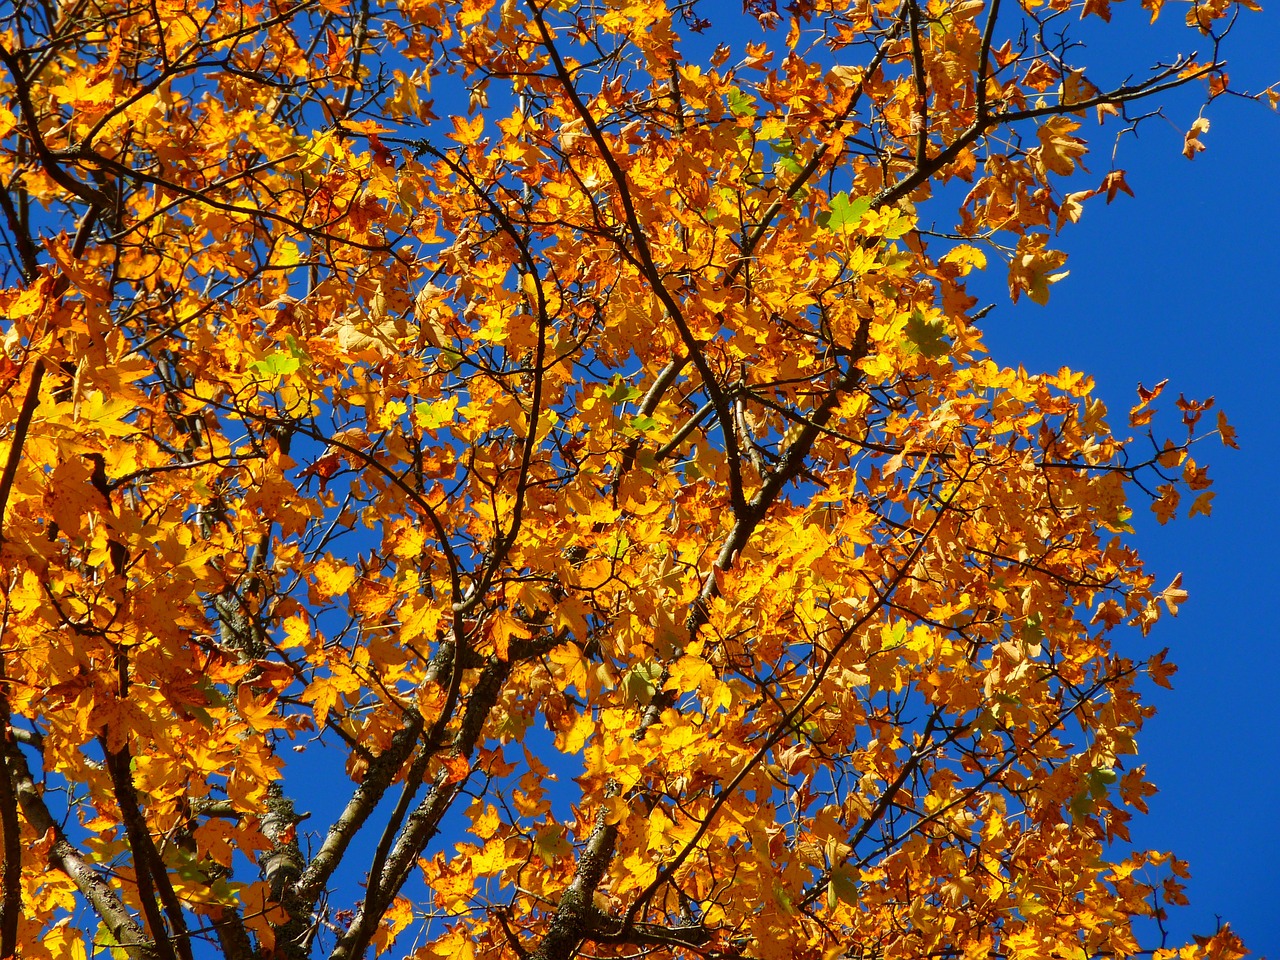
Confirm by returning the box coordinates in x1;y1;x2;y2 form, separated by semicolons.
970;6;1279;952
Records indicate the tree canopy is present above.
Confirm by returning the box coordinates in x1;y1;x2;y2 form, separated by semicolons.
0;0;1260;958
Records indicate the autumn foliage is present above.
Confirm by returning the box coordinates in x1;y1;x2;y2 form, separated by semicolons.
0;0;1259;958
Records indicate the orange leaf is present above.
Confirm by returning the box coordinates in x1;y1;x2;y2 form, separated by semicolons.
1217;410;1239;448
449;114;485;145
443;754;470;784
1188;491;1215;517
1100;170;1135;204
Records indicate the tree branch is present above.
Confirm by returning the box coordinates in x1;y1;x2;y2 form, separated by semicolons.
4;737;158;960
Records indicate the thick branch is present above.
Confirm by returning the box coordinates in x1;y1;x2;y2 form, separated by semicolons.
0;649;20;959
529;796;619;960
327;655;514;960
0;359;44;542
5;738;158;960
102;739;187;960
907;0;931;169
291;712;424;909
260;785;311;960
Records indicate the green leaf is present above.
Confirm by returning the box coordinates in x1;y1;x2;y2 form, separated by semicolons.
621;660;663;705
604;378;642;403
621;664;658;705
1069;790;1094;820
95;922;130;960
775;154;804;176
285;333;309;360
1086;766;1117;800
534;826;573;860
727;86;758;118
1020;613;1044;648
1071;767;1117;819
817;192;870;233
882;217;913;240
768;136;803;175
829;864;859;906
249;351;300;378
904;311;950;358
172;846;212;884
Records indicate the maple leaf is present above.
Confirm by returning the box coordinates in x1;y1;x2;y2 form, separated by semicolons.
1158;574;1189;616
449;114;485;145
489;610;530;660
818;192;871;234
1034;116;1089;176
367;132;395;167
1188;491;1216;517
0;2;1251;959
1183;117;1211;159
1061;69;1103;111
1009;233;1070;304
1100;170;1135;203
1146;650;1172;686
1057;189;1093;232
1216;409;1239;448
1129;378;1167;427
904;312;951;358
51;73;115;108
443;754;471;784
1195;925;1248;960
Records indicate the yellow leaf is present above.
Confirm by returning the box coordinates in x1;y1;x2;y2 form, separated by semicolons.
940;244;987;274
77;391;137;437
666;655;714;695
1034;117;1088;176
1158;573;1188;616
449;114;485;145
1009;234;1069;305
558;711;595;754
238;882;290;952
313;556;357;600
274;240;302;267
385;896;414;937
237;687;281;732
301;678;338;730
489;610;530;660
1057;190;1093;232
4;275;51;318
1183;117;1210;159
52;73;115;107
1148;648;1178;689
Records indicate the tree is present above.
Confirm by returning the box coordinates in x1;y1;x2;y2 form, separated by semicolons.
0;0;1262;957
